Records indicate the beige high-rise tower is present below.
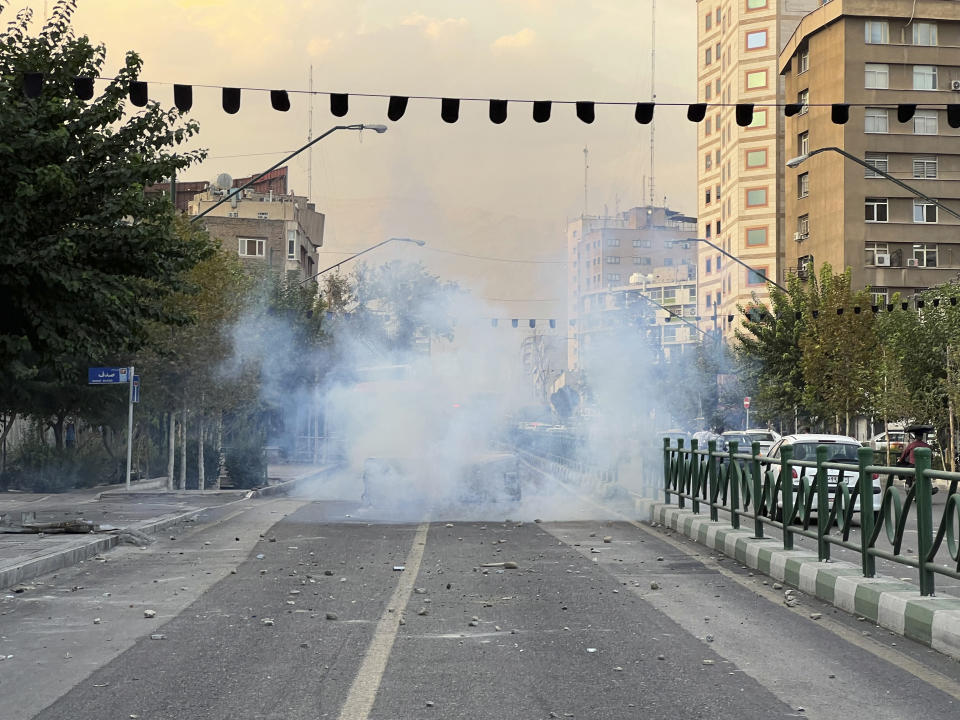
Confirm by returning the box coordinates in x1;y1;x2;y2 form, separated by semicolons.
696;0;820;339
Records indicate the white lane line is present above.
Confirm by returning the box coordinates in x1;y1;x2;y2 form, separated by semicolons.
337;522;430;720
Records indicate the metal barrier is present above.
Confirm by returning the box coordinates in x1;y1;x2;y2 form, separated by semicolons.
664;439;960;596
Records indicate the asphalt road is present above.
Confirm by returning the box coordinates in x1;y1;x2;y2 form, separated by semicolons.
3;470;960;720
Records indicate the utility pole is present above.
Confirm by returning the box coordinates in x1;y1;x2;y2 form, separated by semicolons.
583;146;589;217
649;0;657;208
307;65;313;200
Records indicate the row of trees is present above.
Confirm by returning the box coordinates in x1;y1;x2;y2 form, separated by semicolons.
735;263;960;461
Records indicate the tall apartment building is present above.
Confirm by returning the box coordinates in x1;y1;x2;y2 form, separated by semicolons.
780;0;960;303
696;0;819;338
566;206;698;370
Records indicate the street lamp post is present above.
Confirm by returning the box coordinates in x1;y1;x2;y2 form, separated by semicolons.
686;237;790;294
787;146;960;223
190;123;388;223
299;237;426;286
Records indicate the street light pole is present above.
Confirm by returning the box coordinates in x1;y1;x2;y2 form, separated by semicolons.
686;237;790;294
299;237;426;286
190;123;388;223
787;146;960;223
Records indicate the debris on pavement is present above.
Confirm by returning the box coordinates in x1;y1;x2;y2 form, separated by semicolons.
650;581;660;590
150;634;166;640
393;565;405;571
261;618;275;626
417;607;429;616
143;609;157;619
586;648;597;653
603;536;612;543
325;612;338;620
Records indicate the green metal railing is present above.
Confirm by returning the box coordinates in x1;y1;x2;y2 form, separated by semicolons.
664;439;960;596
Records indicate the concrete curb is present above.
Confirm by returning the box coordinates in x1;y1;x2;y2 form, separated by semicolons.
634;495;960;662
252;466;338;497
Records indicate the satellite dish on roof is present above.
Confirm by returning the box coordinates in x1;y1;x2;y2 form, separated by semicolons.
215;173;233;190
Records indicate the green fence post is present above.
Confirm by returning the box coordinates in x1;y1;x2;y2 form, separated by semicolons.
663;437;671;504
751;441;764;539
781;445;794;550
915;448;935;596
676;438;686;509
690;439;701;514
707;439;719;521
857;446;876;578
815;445;831;562
728;440;741;529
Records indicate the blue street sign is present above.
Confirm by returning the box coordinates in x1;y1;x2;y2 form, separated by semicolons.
88;367;130;385
132;375;141;404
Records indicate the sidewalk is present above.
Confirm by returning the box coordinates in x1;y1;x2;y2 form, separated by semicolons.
0;464;333;590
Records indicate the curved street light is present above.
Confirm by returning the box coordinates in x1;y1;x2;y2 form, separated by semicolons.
299;237;426;286
787;146;960;223
190;123;388;223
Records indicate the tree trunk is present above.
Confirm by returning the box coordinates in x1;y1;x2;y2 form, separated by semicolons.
216;411;224;490
52;415;65;450
197;415;205;492
167;412;176;491
179;406;187;490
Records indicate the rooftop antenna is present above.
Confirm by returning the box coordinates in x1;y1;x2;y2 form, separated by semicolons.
649;0;656;208
307;65;313;200
583;146;589;218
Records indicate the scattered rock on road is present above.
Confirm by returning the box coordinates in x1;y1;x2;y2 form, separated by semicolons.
603;536;612;543
143;609;156;619
261;618;275;626
325;612;338;620
650;581;660;590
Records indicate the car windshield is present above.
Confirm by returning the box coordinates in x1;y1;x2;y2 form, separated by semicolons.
791;442;860;462
747;432;776;442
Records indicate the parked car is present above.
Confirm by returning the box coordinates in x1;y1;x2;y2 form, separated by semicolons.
743;429;781;455
765;434;882;518
868;429;906;456
658;429;691;447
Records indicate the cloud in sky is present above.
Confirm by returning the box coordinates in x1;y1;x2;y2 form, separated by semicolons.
400;13;469;39
491;27;536;50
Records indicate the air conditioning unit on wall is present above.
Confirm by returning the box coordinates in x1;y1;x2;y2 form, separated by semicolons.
875;254;891;266
952;80;960;91
907;258;920;267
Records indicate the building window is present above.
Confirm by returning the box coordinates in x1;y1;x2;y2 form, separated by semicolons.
746;0;767;8
913;22;937;46
796;215;809;237
705;13;712;30
227;211;239;218
706;258;712;273
705;188;712;204
705;118;712;135
913;65;937;91
746;30;768;50
798;89;809;114
747;227;768;246
798;131;808;156
746;70;768;90
746;187;768;207
864;153;888;178
606;238;620;247
913;156;938;179
865;242;888;266
705;83;712;100
747;267;768;286
606;273;622;283
705;154;713;170
238;237;265;257
865;63;888;89
913;199;938;223
871;287;889;306
746;148;768;168
256;211;268;219
913;243;938;267
663;258;674;267
717;255;722;270
865;20;889;44
605;256;621;264
705;224;712;238
633;238;651;248
914;110;938;135
865;107;888;133
633;256;650;265
798;46;809;74
865;197;888;222
798;172;809;198
748;109;767;128
716;7;721;24
287;229;296;259
705;47;712;65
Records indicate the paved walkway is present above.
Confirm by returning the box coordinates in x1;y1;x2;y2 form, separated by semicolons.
0;464;329;589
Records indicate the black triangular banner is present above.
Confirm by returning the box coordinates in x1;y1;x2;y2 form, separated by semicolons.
173;84;193;112
831;104;849;124
441;97;460;123
130;81;148;107
330;93;348;117
735;103;754;127
635;102;654;124
271;90;291;112
784;103;801;117
576;101;595;123
533;100;551;123
489;99;507;124
73;76;93;100
222;87;241;114
687;104;706;122
388;95;408;121
897;104;916;123
948;105;960;128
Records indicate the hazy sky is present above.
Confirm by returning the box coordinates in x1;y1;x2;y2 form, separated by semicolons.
27;0;698;320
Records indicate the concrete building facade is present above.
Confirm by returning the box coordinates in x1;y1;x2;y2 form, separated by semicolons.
188;185;325;283
696;0;820;338
566;206;699;370
780;0;960;302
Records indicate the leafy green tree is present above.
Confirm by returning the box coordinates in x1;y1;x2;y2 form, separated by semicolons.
0;1;209;397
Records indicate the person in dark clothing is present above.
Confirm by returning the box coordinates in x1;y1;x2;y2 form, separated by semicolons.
897;430;935;492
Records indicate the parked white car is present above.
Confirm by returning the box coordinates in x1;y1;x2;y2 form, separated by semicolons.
743;428;781;455
765;434;882;516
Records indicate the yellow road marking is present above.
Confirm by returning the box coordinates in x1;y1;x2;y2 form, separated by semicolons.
337;522;430;720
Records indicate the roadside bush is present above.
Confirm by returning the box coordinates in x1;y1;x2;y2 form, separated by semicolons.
4;437;117;492
223;443;266;489
175;439;221;490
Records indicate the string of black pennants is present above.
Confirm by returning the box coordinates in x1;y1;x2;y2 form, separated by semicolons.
18;72;960;127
